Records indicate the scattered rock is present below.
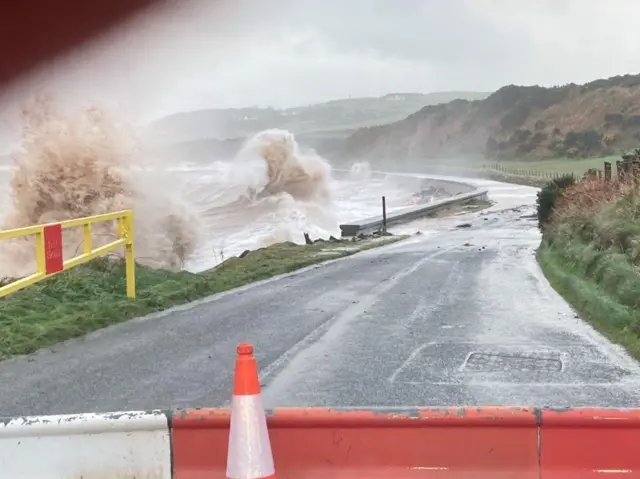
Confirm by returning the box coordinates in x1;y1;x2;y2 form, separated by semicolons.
303;232;313;245
456;223;472;228
411;186;452;203
464;242;473;247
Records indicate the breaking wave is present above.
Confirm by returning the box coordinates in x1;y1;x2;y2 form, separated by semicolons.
0;95;199;277
0;101;344;275
186;129;340;268
0;98;425;277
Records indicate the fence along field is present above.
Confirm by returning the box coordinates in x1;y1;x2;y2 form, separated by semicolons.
0;210;135;299
483;149;640;184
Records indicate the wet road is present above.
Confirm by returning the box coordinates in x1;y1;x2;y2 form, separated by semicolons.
1;178;640;416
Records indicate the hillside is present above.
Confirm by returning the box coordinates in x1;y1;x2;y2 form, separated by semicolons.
342;74;640;164
144;91;490;145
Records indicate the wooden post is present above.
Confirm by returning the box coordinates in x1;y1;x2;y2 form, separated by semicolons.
382;196;387;234
604;162;611;182
616;160;623;182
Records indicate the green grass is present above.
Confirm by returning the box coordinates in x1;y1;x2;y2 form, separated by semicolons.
480;170;549;188
406;163;550;188
424;198;494;217
0;236;406;360
537;237;640;360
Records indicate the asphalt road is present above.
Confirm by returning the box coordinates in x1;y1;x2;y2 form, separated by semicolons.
1;177;640;416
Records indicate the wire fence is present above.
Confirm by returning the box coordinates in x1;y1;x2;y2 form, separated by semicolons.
481;158;640;185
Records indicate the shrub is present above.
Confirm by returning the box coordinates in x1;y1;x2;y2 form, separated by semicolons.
601;133;616;146
536;174;576;231
485;136;498;154
550;180;632;247
534;120;546;131
531;131;548;144
566;147;580;158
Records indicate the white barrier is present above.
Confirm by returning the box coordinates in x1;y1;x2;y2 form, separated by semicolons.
339;188;489;236
334;167;489;236
0;410;171;478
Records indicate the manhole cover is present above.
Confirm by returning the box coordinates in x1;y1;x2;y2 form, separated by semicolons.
464;352;562;373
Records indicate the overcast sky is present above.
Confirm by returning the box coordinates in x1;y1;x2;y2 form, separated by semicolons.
1;0;640;149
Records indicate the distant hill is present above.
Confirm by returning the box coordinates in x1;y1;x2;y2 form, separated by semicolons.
342;74;640;164
143;91;490;145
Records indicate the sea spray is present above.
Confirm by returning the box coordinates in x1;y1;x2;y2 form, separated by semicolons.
186;129;340;269
0;100;418;277
0;95;199;278
349;161;372;181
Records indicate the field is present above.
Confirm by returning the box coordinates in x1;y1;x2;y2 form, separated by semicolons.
388;156;621;189
485;156;619;175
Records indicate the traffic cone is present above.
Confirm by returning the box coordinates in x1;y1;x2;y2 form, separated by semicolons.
226;343;276;479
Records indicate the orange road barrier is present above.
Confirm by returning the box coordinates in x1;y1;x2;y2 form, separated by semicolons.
540;408;640;478
172;407;539;478
172;408;539;479
171;343;539;478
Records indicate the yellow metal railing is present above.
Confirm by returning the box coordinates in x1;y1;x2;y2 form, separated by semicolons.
0;210;135;299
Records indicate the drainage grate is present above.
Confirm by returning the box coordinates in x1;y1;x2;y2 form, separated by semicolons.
464;352;563;373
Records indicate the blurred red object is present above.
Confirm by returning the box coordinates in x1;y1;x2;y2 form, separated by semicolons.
0;1;165;88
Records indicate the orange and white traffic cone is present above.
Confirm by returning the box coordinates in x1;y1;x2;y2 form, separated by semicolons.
226;343;276;479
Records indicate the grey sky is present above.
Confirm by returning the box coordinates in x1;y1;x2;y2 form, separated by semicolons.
1;0;640;147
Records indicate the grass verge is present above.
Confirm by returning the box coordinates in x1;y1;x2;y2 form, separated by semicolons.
537;237;640;360
0;235;406;360
423;198;494;218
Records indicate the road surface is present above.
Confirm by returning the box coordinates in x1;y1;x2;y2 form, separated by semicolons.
1;177;639;416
